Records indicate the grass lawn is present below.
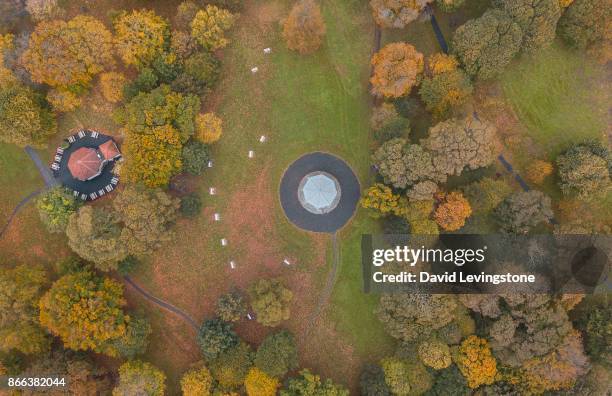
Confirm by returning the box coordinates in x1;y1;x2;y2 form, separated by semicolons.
501;43;608;159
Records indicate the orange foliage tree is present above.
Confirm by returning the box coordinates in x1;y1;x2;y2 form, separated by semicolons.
370;42;424;98
525;159;553;184
282;0;326;54
434;191;472;231
455;335;497;389
22;15;114;89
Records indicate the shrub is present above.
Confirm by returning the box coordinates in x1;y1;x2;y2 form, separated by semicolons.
180;193;202;218
282;0;326;54
36;187;80;233
182;140;211;175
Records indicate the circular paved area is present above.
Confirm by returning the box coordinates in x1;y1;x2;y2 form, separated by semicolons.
280;152;360;233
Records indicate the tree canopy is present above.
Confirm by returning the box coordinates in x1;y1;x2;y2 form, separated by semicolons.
113;9;170;67
282;0;327;55
255;329;299;378
113;360;166;396
249;278;293;327
36;187;80;234
371;43;424;98
190;5;236;51
558;0;611;49
556;142;611;200
281;369;349;396
370;0;433;28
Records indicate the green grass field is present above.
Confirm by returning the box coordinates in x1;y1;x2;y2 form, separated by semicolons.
501;43;608;158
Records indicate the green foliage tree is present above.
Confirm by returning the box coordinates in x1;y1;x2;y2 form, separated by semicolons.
451;9;523;79
281;369;349;396
249;278;293;327
190;5;236;51
65;206;129;271
198;318;238;360
376;294;458;342
39;270;129;356
255;329;298;378
359;363;390;396
108;313;152;359
123;67;159;100
113;9;170;67
424;365;470;396
558;0;611;49
493;190;554;233
418;339;451;370
380;357;411;396
461;177;513;214
172;51;221;95
423;115;497;177
209;341;253;388
182;140;211;175
282;0;327;55
419;67;472;118
216;290;247;322
556;142;611;200
0;264;50;355
113;360;166;396
181;193;203;218
181;366;214;396
575;298;611;365
36;187;81;234
22;15;114;89
0;75;56;147
493;0;561;53
113;184;180;255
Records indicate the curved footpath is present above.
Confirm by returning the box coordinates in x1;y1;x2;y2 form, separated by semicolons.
123;276;199;331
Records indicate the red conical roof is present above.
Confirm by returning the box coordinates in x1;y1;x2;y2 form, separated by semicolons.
67;147;102;181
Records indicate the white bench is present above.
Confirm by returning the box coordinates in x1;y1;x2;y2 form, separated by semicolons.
78;131;85;138
68;136;76;143
51;163;59;171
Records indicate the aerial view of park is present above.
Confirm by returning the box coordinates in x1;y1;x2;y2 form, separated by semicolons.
0;0;610;394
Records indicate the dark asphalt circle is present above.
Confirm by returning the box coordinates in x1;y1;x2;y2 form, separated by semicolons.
280;152;360;233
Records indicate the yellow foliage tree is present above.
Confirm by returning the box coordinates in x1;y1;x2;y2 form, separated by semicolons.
418;339;452;370
425;53;459;77
191;5;236;51
361;183;406;217
455;335;497;389
370;42;424;98
99;72;126;103
282;0;326;55
181;366;214;396
22;15;114;88
433;191;472;231
47;88;82;112
121;125;183;188
195;112;223;144
113;9;170;67
525;160;553;185
244;367;279;396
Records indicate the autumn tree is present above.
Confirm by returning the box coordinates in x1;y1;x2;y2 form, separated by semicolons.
461;177;512;214
380;357;411;395
175;1;200;30
433;191;472;231
0;74;57;147
361;183;405;218
281;369;349;396
436;0;465;12
359;364;390;396
419;54;472;118
25;0;62;21
209;342;253;388
114;9;170;67
113;184;179;255
556;142;611;200
113;360;166;396
182;140;210;175
451;9;523;79
36;187;81;234
371;43;424;98
493;0;561;53
172;51;221;95
426;365;470;396
46;88;82;112
255;330;299;378
197;318;238;360
216;290;247;322
423;115;497;177
370;0;433;28
22;15;114;89
525;159;553;185
39;270;129;356
0;264;50;355
108;313;152;359
245;367;279;396
99;72;126;103
249;278;293;327
196;112;223;144
376;294;458;342
418;339;452;370
493;190;554;233
575;299;611;365
455;336;497;388
282;0;326;55
370;103;411;142
191;5;236;51
65;206;129;270
558;0;611;49
181;366;214;396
